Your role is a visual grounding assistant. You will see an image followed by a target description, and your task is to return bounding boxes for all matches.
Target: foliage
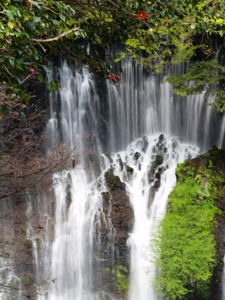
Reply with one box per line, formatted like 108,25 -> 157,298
21,275 -> 32,286
152,155 -> 220,300
165,60 -> 225,112
1,0 -> 225,112
0,0 -> 84,111
113,264 -> 129,297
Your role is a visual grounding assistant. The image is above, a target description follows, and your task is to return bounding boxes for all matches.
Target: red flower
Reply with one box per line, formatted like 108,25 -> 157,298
29,67 -> 35,73
137,12 -> 147,20
109,74 -> 115,81
93,65 -> 100,70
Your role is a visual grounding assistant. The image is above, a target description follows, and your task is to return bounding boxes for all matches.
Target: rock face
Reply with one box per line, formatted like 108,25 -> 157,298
0,196 -> 36,300
92,170 -> 134,298
102,170 -> 133,264
147,134 -> 167,209
208,147 -> 225,300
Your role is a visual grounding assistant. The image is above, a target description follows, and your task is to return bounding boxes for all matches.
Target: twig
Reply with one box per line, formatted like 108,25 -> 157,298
33,27 -> 80,43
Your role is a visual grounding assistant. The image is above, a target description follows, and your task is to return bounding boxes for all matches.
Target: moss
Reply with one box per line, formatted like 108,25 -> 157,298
24,239 -> 33,247
155,155 -> 163,166
22,275 -> 32,286
152,147 -> 224,300
126,165 -> 134,173
105,170 -> 119,184
105,170 -> 122,188
113,264 -> 129,297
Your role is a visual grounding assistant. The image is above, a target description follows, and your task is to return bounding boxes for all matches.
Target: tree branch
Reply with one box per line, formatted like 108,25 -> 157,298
33,27 -> 80,43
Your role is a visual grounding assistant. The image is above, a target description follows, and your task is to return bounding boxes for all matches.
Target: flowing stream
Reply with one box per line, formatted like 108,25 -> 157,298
33,60 -> 225,300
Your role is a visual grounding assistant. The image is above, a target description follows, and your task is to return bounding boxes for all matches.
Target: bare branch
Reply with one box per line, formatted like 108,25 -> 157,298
33,27 -> 80,43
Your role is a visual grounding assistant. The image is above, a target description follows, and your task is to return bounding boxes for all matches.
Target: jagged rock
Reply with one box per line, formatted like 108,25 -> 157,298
101,186 -> 133,263
126,165 -> 134,174
134,152 -> 141,160
148,186 -> 158,209
0,195 -> 37,300
148,169 -> 155,183
93,173 -> 134,298
105,170 -> 126,190
117,155 -> 124,171
155,154 -> 163,166
142,136 -> 148,153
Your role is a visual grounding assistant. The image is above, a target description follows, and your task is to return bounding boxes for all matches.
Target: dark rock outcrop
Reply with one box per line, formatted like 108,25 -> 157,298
0,196 -> 36,300
93,170 -> 134,298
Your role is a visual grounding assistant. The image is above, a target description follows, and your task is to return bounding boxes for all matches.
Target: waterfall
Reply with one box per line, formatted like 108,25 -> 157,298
31,59 -> 225,300
108,136 -> 199,300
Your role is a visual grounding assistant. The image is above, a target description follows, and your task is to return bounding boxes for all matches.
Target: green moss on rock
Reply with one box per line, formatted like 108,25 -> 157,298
22,275 -> 32,286
104,170 -> 125,189
126,165 -> 134,174
113,264 -> 129,297
152,147 -> 224,300
155,155 -> 163,166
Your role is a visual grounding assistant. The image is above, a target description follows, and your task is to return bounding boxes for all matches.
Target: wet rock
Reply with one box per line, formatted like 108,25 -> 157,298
148,186 -> 158,209
94,174 -> 134,298
126,165 -> 134,174
172,139 -> 178,149
155,171 -> 161,180
101,176 -> 133,263
163,147 -> 168,153
0,195 -> 37,300
158,134 -> 164,142
153,180 -> 160,189
105,170 -> 126,190
65,181 -> 72,209
155,154 -> 163,166
94,175 -> 134,299
117,155 -> 124,171
148,169 -> 155,183
142,136 -> 148,153
134,152 -> 141,161
86,153 -> 101,177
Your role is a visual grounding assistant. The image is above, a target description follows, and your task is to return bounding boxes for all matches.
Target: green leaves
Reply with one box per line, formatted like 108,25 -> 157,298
165,60 -> 225,112
7,5 -> 21,20
0,0 -> 82,108
1,0 -> 225,113
151,156 -> 220,299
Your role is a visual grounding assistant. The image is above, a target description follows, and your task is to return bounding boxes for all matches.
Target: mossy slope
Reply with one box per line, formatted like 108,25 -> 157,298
153,146 -> 225,300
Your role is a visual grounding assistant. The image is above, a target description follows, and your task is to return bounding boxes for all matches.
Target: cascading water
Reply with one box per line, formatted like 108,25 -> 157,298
33,58 -> 225,300
108,136 -> 199,300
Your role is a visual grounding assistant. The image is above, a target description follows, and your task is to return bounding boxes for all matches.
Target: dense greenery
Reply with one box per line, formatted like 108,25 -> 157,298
113,264 -> 129,297
1,0 -> 225,113
152,153 -> 221,299
166,60 -> 225,112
